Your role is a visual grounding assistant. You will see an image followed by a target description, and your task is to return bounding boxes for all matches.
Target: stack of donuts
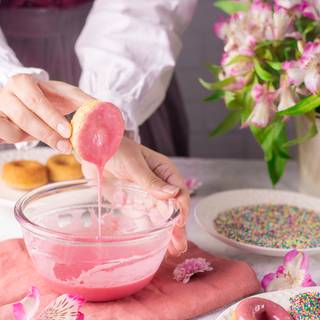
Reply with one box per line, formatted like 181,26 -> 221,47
2,154 -> 83,190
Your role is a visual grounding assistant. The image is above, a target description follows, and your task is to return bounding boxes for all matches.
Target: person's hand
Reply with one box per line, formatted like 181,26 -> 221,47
0,74 -> 92,152
82,137 -> 189,256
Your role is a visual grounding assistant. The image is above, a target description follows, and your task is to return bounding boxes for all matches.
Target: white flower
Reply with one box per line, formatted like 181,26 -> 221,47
284,42 -> 320,94
272,8 -> 294,40
275,0 -> 302,10
278,76 -> 297,111
246,84 -> 276,128
262,250 -> 316,292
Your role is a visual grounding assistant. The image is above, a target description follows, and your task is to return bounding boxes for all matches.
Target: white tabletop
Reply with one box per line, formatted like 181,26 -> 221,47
1,155 -> 319,319
172,157 -> 320,319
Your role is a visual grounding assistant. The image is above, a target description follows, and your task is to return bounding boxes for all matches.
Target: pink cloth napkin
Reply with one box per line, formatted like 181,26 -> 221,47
0,239 -> 260,320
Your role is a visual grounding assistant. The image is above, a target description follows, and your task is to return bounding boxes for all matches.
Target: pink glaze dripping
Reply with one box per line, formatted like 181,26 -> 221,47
77,102 -> 124,237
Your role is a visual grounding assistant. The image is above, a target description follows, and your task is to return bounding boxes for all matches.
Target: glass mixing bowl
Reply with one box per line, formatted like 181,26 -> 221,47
15,179 -> 179,302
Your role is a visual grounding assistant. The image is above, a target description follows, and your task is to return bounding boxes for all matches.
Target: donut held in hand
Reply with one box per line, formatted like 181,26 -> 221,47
71,100 -> 125,167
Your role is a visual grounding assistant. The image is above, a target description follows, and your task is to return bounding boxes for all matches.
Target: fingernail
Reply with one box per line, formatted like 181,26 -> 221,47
57,123 -> 71,139
56,140 -> 71,154
162,185 -> 180,195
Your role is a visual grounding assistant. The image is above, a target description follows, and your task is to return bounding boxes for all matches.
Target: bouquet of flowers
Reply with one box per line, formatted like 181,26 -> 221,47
201,0 -> 320,185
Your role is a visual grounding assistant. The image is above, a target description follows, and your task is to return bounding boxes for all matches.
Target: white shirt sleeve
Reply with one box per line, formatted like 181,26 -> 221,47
75,0 -> 198,133
0,29 -> 49,87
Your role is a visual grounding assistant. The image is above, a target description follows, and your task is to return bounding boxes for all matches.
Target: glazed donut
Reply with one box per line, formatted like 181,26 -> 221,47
46,154 -> 83,182
71,100 -> 124,166
233,297 -> 291,320
2,160 -> 48,190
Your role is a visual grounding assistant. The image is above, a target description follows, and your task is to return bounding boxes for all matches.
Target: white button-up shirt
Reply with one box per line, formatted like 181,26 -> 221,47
0,0 -> 197,134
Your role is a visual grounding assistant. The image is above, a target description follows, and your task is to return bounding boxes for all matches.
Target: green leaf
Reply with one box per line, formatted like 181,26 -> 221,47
226,55 -> 251,66
207,64 -> 221,76
251,121 -> 289,185
267,153 -> 288,186
203,90 -> 225,102
267,61 -> 283,71
284,114 -> 318,147
214,0 -> 249,14
199,77 -> 235,91
253,58 -> 274,82
278,95 -> 320,116
209,111 -> 241,137
255,40 -> 274,49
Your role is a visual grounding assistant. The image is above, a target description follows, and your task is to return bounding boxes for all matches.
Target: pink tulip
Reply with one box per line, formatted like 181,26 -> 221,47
284,42 -> 320,94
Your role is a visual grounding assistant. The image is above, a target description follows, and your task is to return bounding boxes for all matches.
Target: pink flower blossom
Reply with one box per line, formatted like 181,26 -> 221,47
12,287 -> 85,320
300,0 -> 320,20
261,250 -> 316,292
184,177 -> 202,195
13,287 -> 40,320
275,0 -> 303,10
284,42 -> 320,94
246,84 -> 276,128
277,76 -> 297,111
272,8 -> 296,40
219,52 -> 254,91
173,258 -> 213,284
39,294 -> 85,320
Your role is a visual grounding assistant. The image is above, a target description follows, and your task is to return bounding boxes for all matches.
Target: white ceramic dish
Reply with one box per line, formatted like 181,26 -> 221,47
0,147 -> 55,205
195,189 -> 320,256
217,286 -> 320,320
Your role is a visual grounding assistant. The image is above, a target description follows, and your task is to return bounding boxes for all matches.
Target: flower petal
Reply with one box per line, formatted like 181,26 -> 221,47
39,294 -> 85,320
264,274 -> 293,292
283,61 -> 306,86
304,67 -> 320,94
275,0 -> 302,9
12,287 -> 40,320
261,272 -> 277,291
173,258 -> 213,284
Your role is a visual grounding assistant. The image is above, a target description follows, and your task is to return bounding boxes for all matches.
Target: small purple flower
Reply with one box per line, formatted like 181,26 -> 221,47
261,250 -> 316,292
173,258 -> 213,284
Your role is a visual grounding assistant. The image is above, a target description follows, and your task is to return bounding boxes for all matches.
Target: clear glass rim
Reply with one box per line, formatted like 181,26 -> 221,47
14,179 -> 179,246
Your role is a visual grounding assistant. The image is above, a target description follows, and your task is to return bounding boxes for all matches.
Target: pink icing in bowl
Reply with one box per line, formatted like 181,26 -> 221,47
14,179 -> 179,302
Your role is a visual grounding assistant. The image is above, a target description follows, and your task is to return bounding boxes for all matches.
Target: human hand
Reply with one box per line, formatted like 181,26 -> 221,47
82,137 -> 189,256
0,74 -> 92,152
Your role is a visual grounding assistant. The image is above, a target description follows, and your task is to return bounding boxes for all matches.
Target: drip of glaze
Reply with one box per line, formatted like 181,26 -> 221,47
76,102 -> 125,238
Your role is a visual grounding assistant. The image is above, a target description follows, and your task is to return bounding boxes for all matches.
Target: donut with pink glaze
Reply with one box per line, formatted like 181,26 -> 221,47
71,100 -> 124,167
233,297 -> 292,320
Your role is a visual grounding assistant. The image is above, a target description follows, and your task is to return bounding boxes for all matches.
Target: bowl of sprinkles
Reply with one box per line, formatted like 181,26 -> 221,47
195,189 -> 320,256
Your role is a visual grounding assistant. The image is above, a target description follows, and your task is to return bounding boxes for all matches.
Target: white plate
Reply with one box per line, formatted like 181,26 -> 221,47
0,147 -> 56,205
217,286 -> 320,320
195,189 -> 320,256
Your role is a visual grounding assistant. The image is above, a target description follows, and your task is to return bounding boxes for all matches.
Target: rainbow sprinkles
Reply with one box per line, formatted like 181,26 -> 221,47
214,204 -> 320,249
